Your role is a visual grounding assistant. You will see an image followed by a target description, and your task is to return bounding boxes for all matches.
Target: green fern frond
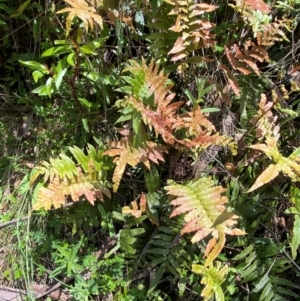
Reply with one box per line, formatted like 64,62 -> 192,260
232,241 -> 299,301
192,261 -> 228,301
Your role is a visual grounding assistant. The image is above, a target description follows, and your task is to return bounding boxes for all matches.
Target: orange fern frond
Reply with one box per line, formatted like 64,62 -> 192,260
57,0 -> 103,36
32,167 -> 111,210
247,164 -> 280,193
220,63 -> 240,96
104,133 -> 166,192
31,145 -> 111,211
257,19 -> 290,46
233,0 -> 271,13
167,2 -> 217,64
165,177 -> 245,266
175,106 -> 216,136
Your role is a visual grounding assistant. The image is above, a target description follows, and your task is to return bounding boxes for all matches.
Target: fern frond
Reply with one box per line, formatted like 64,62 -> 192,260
57,0 -> 103,36
147,1 -> 217,71
232,0 -> 271,13
248,136 -> 300,192
193,261 -> 228,301
167,1 -> 217,65
225,43 -> 269,77
33,167 -> 110,210
251,94 -> 278,140
232,241 -> 300,300
31,145 -> 111,210
165,177 -> 245,266
104,133 -> 166,192
222,43 -> 269,95
122,193 -> 147,218
257,19 -> 290,46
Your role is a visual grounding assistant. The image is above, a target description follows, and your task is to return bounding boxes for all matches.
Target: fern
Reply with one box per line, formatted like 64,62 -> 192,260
30,144 -> 111,210
256,19 -> 290,46
57,0 -> 103,36
247,137 -> 300,192
166,1 -> 217,61
165,177 -> 245,266
122,193 -> 147,218
118,59 -> 232,150
248,94 -> 300,192
231,0 -> 271,13
147,1 -> 217,71
192,261 -> 228,301
138,216 -> 197,296
221,42 -> 270,95
104,131 -> 166,192
231,242 -> 299,300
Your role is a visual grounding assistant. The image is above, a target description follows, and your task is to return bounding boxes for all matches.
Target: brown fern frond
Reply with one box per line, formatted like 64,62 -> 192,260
222,43 -> 269,95
57,0 -> 103,36
257,20 -> 290,46
248,103 -> 300,192
220,63 -> 240,96
251,94 -> 278,140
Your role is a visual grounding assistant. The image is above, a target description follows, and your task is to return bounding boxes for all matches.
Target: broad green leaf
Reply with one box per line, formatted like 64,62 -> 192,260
80,44 -> 97,55
46,77 -> 53,97
54,61 -> 68,89
41,46 -> 71,58
32,85 -> 47,96
32,70 -> 45,83
67,53 -> 75,66
78,98 -> 92,109
19,60 -> 48,72
88,37 -> 107,49
127,228 -> 145,236
82,118 -> 90,133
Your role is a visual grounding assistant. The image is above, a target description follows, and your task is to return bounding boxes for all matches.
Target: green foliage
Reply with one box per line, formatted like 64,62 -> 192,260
1,0 -> 300,300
